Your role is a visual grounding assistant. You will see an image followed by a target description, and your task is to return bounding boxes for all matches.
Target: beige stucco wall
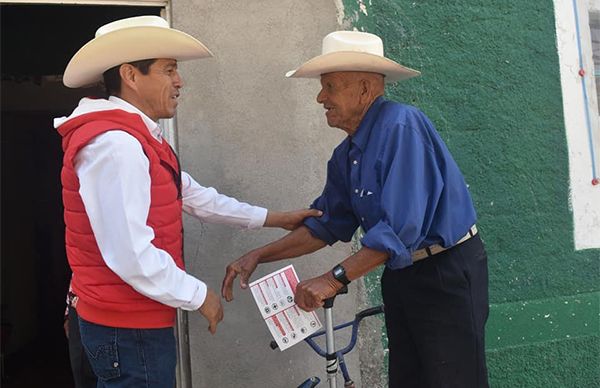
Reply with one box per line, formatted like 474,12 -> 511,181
171,1 -> 363,386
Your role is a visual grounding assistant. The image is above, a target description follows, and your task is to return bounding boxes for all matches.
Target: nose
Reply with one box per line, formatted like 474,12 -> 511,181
173,70 -> 184,89
316,88 -> 325,104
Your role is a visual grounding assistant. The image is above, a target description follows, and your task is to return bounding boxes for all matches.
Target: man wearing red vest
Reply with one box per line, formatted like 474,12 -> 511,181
55,15 -> 320,387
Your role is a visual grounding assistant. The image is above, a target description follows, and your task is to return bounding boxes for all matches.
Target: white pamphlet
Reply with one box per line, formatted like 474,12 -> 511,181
249,265 -> 322,351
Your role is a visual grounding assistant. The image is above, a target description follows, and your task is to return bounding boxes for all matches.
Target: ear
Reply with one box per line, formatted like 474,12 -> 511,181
359,78 -> 371,100
119,64 -> 138,91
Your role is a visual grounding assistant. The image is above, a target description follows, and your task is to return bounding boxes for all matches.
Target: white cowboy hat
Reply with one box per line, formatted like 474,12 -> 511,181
63,15 -> 213,88
286,31 -> 420,82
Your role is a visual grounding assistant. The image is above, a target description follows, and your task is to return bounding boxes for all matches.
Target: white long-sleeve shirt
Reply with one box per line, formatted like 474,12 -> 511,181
56,97 -> 267,311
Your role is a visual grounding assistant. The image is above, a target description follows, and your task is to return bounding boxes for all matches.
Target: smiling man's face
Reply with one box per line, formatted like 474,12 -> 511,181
316,72 -> 367,135
133,58 -> 183,121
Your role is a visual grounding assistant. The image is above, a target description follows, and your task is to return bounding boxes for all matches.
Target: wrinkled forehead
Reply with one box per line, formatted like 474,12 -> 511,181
320,71 -> 353,81
319,72 -> 356,88
320,71 -> 384,86
322,70 -> 383,79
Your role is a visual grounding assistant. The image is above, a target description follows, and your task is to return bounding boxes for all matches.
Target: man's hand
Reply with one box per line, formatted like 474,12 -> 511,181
198,288 -> 224,334
295,272 -> 342,312
264,208 -> 323,231
222,251 -> 260,302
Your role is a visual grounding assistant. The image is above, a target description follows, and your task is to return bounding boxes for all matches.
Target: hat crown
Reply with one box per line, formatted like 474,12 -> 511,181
95,15 -> 168,38
321,31 -> 384,57
64,15 -> 212,88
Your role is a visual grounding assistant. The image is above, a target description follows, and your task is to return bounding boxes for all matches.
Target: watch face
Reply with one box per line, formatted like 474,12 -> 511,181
333,265 -> 349,286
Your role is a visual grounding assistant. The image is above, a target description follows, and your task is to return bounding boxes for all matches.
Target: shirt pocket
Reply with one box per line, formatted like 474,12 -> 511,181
354,188 -> 382,229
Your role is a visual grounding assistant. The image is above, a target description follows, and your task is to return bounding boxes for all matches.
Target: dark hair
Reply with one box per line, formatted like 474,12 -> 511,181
102,58 -> 157,97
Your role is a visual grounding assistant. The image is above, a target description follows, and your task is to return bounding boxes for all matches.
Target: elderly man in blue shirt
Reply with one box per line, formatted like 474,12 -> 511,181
222,31 -> 489,388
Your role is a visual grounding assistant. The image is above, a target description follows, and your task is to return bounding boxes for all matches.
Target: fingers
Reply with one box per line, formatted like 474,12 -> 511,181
222,254 -> 258,300
207,314 -> 221,334
295,283 -> 321,312
298,290 -> 324,311
279,208 -> 323,230
296,295 -> 323,311
296,295 -> 322,312
239,268 -> 251,289
221,265 -> 238,301
305,208 -> 323,218
207,306 -> 224,335
295,275 -> 336,311
199,289 -> 224,334
211,300 -> 224,334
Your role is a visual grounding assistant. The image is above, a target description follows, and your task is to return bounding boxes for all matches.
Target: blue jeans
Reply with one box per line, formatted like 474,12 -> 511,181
78,318 -> 176,388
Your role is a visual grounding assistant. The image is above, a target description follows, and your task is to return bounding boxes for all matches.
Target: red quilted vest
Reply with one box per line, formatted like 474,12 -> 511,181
58,109 -> 183,328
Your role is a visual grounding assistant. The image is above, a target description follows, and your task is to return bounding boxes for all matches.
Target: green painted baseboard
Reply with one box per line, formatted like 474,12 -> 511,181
487,292 -> 600,350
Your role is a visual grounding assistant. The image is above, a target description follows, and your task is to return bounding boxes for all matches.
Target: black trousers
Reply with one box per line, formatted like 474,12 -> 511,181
68,308 -> 97,388
381,234 -> 489,388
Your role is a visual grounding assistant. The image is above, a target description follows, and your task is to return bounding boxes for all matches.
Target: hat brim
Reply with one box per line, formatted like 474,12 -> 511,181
285,51 -> 420,83
63,26 -> 213,88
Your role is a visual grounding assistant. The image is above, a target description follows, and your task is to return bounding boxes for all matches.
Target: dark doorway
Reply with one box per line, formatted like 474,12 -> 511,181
1,4 -> 161,386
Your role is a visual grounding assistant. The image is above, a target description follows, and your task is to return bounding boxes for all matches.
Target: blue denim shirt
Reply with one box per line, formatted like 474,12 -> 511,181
304,97 -> 477,269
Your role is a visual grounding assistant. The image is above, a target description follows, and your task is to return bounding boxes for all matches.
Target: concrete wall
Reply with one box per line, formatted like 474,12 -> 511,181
171,1 -> 363,387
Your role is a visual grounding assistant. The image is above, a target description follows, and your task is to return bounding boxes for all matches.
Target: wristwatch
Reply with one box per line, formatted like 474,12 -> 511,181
331,264 -> 351,286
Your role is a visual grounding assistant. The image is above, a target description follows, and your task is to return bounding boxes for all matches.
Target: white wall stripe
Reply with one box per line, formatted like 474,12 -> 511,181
554,0 -> 600,249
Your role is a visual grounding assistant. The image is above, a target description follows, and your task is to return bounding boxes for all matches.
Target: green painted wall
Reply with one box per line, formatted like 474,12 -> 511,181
344,0 -> 600,386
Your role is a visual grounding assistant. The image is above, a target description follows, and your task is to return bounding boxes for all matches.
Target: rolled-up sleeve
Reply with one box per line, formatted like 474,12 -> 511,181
360,116 -> 443,270
361,220 -> 412,268
304,156 -> 359,245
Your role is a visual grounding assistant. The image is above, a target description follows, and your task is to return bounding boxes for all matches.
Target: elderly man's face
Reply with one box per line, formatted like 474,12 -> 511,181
133,58 -> 183,121
316,72 -> 365,134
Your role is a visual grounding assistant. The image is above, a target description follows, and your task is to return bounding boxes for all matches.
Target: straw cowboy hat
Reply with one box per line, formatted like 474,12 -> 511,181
63,15 -> 212,88
286,31 -> 420,82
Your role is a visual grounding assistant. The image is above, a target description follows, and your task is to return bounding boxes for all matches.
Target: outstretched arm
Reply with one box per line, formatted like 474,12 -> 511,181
182,172 -> 321,231
264,209 -> 323,231
221,226 -> 327,301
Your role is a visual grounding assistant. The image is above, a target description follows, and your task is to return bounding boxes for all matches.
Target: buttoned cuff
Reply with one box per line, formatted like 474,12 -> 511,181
360,221 -> 413,270
249,207 -> 268,229
304,217 -> 338,245
181,279 -> 208,311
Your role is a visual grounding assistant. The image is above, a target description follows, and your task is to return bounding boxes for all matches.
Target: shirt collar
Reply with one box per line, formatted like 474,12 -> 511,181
351,96 -> 386,151
108,96 -> 163,141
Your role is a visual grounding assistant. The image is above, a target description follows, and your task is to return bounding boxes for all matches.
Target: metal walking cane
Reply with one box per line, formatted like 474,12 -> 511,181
323,291 -> 343,388
273,285 -> 384,388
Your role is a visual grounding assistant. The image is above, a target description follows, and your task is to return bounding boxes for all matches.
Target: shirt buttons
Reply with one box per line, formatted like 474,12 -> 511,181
353,160 -> 358,165
361,217 -> 365,221
113,362 -> 119,368
355,189 -> 359,193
